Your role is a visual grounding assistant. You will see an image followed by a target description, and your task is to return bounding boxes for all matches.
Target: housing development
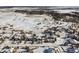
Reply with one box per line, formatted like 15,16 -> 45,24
0,6 -> 79,53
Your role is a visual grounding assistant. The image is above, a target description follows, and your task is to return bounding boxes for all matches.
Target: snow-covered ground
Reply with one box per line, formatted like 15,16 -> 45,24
0,8 -> 79,53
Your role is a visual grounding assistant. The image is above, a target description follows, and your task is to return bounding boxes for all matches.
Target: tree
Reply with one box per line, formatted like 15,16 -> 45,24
31,34 -> 36,44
